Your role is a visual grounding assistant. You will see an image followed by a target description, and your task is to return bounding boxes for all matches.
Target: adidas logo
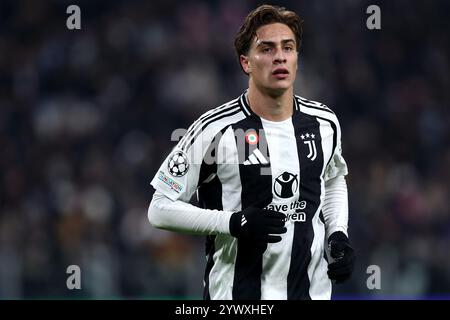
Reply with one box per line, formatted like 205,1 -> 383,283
243,149 -> 269,165
241,215 -> 247,226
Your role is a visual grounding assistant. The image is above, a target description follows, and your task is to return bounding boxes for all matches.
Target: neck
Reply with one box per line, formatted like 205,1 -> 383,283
247,83 -> 294,122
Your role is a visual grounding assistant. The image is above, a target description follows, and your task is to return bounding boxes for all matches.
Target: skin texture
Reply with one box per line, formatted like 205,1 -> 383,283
240,23 -> 299,121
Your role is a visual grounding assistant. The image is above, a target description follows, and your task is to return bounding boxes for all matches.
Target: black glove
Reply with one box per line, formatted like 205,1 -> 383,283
229,207 -> 287,243
327,231 -> 355,283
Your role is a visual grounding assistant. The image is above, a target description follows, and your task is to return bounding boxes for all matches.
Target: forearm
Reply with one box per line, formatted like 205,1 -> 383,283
148,190 -> 234,235
322,175 -> 349,241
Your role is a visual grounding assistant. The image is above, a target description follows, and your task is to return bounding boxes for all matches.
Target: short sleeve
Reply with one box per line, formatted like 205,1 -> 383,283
150,123 -> 220,202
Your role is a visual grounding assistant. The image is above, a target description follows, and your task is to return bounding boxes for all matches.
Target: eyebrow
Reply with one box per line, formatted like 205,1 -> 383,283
256,39 -> 296,47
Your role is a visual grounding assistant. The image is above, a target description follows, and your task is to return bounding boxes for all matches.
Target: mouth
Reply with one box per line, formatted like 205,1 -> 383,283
272,68 -> 289,79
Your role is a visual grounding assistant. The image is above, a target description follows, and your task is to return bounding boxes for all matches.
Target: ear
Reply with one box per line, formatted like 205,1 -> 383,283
240,54 -> 251,74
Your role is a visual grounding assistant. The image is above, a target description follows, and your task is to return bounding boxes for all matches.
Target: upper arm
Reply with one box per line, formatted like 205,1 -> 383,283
324,115 -> 348,181
150,117 -> 228,203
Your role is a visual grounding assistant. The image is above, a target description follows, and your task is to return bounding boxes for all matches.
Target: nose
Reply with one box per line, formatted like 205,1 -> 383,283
273,47 -> 287,64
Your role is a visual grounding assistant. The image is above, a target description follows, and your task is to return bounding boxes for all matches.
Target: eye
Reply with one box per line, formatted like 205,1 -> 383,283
262,47 -> 272,53
284,46 -> 294,52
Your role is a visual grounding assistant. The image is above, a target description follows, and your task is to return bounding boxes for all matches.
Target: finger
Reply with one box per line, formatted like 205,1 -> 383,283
328,267 -> 353,280
330,249 -> 345,259
327,266 -> 351,278
265,218 -> 286,227
330,246 -> 348,258
328,266 -> 352,277
266,226 -> 287,234
266,235 -> 282,243
328,260 -> 352,271
328,272 -> 351,283
264,210 -> 286,220
331,247 -> 354,262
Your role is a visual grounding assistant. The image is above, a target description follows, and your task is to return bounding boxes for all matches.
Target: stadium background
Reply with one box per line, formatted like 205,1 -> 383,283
0,0 -> 449,299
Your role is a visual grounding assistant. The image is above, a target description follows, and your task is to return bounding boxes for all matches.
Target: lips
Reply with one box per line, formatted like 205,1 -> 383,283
272,68 -> 289,75
272,68 -> 289,79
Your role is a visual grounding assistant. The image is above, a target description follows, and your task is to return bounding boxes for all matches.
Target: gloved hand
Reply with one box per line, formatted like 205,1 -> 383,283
229,207 -> 287,243
327,231 -> 355,283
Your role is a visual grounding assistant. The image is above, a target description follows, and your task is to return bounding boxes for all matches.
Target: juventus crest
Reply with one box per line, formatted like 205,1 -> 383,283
301,133 -> 317,161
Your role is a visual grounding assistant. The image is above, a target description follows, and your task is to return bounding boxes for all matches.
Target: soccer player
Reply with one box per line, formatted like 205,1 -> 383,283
148,4 -> 355,300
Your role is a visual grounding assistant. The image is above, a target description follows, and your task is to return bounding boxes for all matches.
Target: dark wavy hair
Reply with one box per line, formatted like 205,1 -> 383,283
234,4 -> 303,71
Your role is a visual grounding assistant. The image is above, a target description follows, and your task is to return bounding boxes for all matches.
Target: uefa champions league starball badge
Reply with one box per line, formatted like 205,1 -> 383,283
168,151 -> 189,177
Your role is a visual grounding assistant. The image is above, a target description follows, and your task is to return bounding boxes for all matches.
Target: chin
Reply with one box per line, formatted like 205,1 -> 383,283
265,82 -> 292,96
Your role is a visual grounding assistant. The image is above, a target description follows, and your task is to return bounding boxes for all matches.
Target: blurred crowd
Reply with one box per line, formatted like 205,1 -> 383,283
0,0 -> 449,299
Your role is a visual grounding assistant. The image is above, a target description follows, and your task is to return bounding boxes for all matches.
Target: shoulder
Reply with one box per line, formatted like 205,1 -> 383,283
295,95 -> 334,114
200,96 -> 243,123
192,96 -> 246,132
178,96 -> 246,152
294,94 -> 341,126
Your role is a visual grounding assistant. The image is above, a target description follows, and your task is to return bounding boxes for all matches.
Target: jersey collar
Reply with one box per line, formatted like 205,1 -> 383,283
238,89 -> 300,117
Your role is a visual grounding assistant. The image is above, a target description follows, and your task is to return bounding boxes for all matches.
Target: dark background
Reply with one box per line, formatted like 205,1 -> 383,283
0,0 -> 449,299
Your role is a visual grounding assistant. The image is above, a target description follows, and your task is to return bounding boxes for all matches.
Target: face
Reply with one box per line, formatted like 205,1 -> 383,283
240,23 -> 298,96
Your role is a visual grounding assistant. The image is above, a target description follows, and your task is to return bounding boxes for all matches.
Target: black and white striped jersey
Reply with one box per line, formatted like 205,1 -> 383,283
150,90 -> 348,300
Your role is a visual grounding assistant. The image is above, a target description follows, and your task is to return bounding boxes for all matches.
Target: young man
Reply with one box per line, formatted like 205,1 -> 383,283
148,5 -> 354,300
